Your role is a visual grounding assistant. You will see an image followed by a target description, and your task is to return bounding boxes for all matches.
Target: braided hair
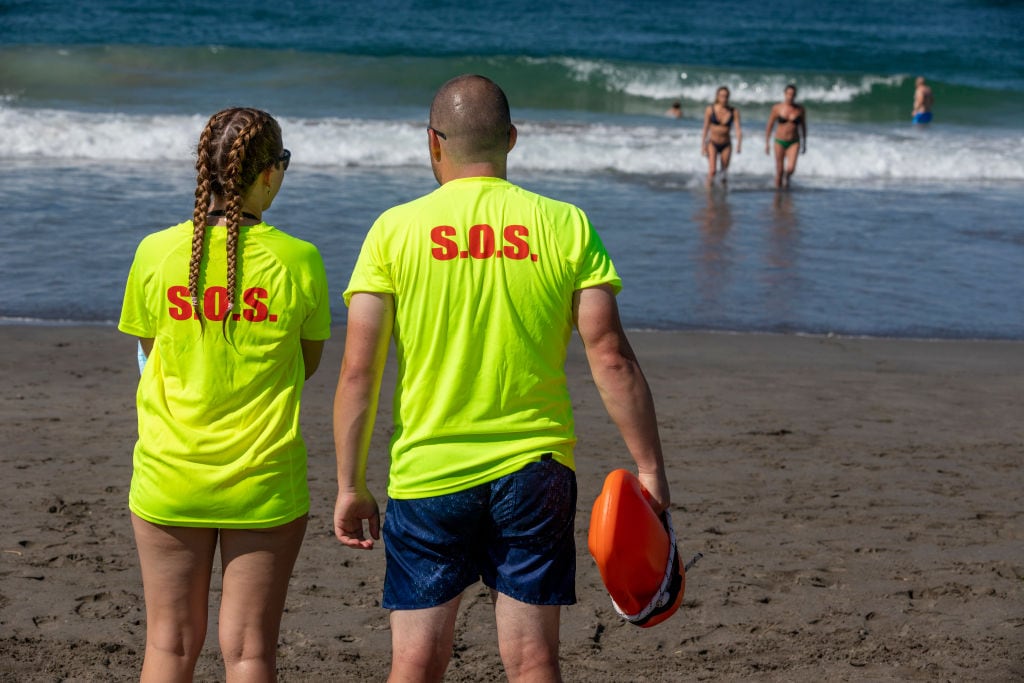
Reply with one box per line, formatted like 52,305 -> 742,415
189,108 -> 282,335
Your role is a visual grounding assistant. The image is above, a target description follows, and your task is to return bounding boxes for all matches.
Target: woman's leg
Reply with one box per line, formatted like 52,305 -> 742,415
131,513 -> 218,683
773,142 -> 786,188
783,142 -> 801,186
217,515 -> 308,683
719,144 -> 733,185
720,143 -> 733,172
705,141 -> 718,185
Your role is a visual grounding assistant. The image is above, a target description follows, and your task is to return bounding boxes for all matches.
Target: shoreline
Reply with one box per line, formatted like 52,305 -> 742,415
3,317 -> 1024,345
2,324 -> 1021,681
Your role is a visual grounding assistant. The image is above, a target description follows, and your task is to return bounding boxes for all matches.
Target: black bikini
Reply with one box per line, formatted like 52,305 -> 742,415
708,105 -> 734,152
709,106 -> 734,127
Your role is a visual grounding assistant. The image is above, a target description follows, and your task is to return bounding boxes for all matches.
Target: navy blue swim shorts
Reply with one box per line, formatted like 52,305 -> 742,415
381,455 -> 577,610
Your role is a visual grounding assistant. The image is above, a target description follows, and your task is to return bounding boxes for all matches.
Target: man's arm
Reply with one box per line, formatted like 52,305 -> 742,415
574,285 -> 670,512
332,291 -> 394,549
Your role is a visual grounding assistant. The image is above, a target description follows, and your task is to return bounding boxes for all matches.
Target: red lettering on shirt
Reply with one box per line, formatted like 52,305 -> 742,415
468,224 -> 495,259
242,287 -> 269,322
164,285 -> 279,323
429,223 -> 538,262
167,285 -> 192,320
503,225 -> 529,260
430,226 -> 458,260
204,287 -> 229,321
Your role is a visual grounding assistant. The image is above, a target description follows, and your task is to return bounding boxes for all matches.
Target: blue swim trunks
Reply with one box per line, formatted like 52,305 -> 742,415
381,455 -> 577,610
912,112 -> 933,124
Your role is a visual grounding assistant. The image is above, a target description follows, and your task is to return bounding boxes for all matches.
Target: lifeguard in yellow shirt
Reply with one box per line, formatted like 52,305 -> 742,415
333,75 -> 671,682
119,108 -> 330,681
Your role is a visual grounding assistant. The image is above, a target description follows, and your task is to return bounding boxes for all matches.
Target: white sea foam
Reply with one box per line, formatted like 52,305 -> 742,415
553,57 -> 907,104
3,106 -> 1023,182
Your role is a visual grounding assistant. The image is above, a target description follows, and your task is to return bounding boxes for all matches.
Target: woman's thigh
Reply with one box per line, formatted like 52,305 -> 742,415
131,513 -> 218,641
217,515 -> 308,649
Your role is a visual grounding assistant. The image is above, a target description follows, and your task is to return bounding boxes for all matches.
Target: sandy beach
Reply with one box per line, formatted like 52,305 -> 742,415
1,323 -> 1021,682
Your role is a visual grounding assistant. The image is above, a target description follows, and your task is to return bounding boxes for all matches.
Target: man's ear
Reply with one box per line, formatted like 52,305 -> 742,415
429,128 -> 443,162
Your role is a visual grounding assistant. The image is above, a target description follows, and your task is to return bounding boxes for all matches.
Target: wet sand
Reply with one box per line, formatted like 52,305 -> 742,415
1,324 -> 1021,681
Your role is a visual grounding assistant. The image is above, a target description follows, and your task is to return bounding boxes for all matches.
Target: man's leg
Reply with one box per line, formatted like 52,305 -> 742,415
388,595 -> 462,683
494,592 -> 562,683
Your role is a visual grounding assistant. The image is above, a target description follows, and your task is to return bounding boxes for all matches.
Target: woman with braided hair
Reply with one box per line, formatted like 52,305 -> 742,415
119,108 -> 331,681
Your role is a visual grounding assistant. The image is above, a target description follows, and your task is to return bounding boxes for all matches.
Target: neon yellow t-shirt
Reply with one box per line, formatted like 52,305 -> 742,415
344,177 -> 621,499
119,221 -> 331,528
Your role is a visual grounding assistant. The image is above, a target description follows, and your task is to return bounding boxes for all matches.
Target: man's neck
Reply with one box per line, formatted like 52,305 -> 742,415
441,161 -> 507,184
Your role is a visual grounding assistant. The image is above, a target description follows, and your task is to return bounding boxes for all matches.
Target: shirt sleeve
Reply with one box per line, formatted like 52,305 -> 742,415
118,241 -> 155,338
300,246 -> 332,340
343,220 -> 395,306
573,210 -> 622,295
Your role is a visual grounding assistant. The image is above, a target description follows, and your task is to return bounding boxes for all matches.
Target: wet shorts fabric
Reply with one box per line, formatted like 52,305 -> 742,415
381,455 -> 577,610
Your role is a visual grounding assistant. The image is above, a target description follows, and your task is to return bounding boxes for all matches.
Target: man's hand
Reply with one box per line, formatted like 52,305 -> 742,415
334,488 -> 380,549
637,469 -> 671,516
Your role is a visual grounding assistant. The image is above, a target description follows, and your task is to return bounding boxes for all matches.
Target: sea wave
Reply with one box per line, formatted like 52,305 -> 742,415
2,45 -> 1023,125
3,105 -> 1023,183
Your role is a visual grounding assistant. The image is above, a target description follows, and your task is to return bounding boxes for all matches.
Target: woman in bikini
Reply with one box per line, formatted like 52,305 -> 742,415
765,84 -> 807,189
700,86 -> 742,186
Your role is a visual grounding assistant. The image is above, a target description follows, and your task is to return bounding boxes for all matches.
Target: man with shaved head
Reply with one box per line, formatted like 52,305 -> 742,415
333,74 -> 670,682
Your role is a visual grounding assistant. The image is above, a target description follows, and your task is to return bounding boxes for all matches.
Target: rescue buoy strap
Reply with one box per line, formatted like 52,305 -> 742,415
610,509 -> 680,624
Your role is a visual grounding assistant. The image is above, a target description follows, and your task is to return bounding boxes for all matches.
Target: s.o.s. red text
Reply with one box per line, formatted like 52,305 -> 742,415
166,285 -> 279,322
430,224 -> 539,262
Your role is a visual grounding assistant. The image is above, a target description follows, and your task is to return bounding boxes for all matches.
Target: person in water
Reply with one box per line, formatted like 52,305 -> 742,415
764,84 -> 807,189
912,76 -> 934,125
700,86 -> 742,186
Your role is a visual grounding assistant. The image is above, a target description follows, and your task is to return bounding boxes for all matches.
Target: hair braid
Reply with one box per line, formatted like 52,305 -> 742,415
187,108 -> 282,340
221,113 -> 270,338
188,120 -> 218,328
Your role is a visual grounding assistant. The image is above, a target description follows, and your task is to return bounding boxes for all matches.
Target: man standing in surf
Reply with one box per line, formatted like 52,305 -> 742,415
332,74 -> 671,682
912,76 -> 934,125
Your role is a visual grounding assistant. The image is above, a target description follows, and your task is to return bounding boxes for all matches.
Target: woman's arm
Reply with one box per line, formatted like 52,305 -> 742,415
300,339 -> 325,379
765,105 -> 777,154
799,107 -> 808,153
700,106 -> 711,155
734,108 -> 743,153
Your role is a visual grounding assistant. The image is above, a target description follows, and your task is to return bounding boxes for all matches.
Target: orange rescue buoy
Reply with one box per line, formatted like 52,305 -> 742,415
587,469 -> 685,628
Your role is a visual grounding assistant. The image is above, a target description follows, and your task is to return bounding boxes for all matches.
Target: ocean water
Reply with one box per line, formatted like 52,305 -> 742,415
2,0 -> 1022,338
